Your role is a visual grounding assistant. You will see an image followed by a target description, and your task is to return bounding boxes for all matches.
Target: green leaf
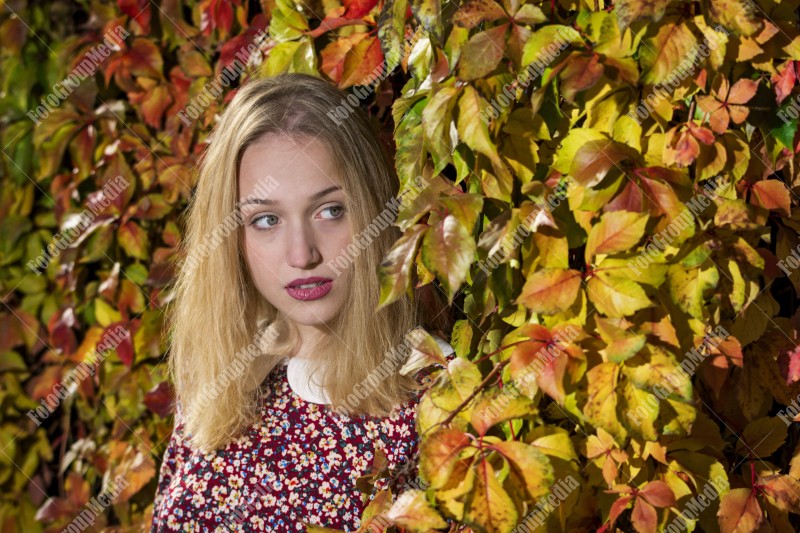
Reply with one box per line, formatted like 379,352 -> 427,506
377,224 -> 428,310
458,24 -> 509,80
491,440 -> 554,500
587,275 -> 651,318
421,213 -> 476,300
464,458 -> 519,533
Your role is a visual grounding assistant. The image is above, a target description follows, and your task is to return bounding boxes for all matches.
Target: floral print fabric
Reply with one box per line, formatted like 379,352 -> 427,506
151,357 -> 438,532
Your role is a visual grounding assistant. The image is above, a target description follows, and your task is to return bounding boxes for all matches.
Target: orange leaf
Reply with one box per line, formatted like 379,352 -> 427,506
452,0 -> 508,28
639,481 -> 676,508
717,488 -> 763,533
631,498 -> 658,533
419,428 -> 472,489
750,180 -> 791,216
516,268 -> 582,314
340,36 -> 384,88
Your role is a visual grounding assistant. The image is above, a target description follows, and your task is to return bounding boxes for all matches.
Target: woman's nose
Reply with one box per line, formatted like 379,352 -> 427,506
286,222 -> 321,268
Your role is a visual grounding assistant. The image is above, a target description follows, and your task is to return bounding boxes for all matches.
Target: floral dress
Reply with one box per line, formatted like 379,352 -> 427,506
151,336 -> 454,532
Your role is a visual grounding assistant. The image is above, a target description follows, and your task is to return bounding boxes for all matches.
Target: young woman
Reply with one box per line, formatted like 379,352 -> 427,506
150,73 -> 455,532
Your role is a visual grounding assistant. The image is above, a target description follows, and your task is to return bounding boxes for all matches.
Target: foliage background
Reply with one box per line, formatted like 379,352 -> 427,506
2,0 -> 800,531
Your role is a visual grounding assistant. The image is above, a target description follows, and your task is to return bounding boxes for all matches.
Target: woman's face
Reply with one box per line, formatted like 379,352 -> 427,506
238,134 -> 353,332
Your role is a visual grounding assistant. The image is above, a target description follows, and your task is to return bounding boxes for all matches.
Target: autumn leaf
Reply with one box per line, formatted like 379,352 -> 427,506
718,488 -> 763,533
464,457 -> 518,532
516,268 -> 582,314
696,77 -> 759,134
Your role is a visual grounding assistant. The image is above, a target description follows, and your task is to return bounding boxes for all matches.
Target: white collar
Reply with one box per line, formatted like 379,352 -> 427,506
284,334 -> 455,405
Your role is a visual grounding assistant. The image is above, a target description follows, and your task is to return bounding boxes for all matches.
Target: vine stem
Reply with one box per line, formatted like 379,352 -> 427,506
438,359 -> 510,428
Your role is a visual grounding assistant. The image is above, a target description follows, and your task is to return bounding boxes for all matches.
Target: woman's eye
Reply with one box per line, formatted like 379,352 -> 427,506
321,205 -> 345,219
252,214 -> 279,229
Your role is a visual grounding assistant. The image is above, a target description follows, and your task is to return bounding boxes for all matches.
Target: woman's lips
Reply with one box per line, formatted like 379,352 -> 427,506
285,280 -> 333,301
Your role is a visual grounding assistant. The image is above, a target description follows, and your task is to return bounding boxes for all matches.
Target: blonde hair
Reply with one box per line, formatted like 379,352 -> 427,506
167,73 -> 448,452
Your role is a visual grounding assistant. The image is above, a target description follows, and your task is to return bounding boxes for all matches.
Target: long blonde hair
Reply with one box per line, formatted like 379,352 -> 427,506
167,73 -> 448,452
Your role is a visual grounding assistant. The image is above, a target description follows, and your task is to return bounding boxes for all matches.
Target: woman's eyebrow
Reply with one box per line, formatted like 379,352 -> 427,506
239,185 -> 342,206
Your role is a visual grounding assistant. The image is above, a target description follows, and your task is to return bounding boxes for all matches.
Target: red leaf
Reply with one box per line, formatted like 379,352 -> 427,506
129,78 -> 173,129
727,78 -> 759,105
631,498 -> 658,533
750,179 -> 791,216
639,481 -> 676,508
340,36 -> 384,88
343,0 -> 379,18
102,322 -> 134,368
118,0 -> 151,33
772,60 -> 797,104
608,494 -> 633,527
49,307 -> 77,355
144,381 -> 175,417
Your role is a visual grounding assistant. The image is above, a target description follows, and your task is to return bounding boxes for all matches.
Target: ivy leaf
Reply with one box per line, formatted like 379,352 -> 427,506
639,21 -> 698,85
559,52 -> 604,104
587,275 -> 651,318
458,23 -> 509,81
343,0 -> 379,18
717,488 -> 763,533
377,224 -> 427,311
420,428 -> 472,489
410,0 -> 443,43
464,457 -> 518,532
430,356 -> 482,411
585,211 -> 648,263
421,213 -> 476,301
585,362 -> 627,441
631,497 -> 658,533
615,0 -> 673,25
490,440 -> 554,500
471,391 -> 537,435
320,33 -> 369,84
760,475 -> 800,513
340,36 -> 385,88
667,263 -> 720,319
386,489 -> 448,530
516,268 -> 582,314
638,481 -> 676,508
750,180 -> 791,217
509,336 -> 568,404
570,139 -> 639,188
521,25 -> 582,66
118,221 -> 150,260
707,0 -> 762,36
736,417 -> 788,458
452,0 -> 507,29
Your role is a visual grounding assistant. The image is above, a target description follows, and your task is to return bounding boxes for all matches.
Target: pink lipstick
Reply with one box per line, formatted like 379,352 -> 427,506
285,277 -> 333,301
